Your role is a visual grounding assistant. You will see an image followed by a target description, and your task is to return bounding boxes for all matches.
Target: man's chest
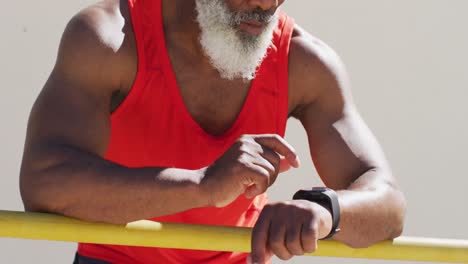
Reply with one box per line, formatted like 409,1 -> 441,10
174,67 -> 253,136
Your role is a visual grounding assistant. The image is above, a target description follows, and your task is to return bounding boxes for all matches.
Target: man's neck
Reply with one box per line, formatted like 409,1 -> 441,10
162,0 -> 203,58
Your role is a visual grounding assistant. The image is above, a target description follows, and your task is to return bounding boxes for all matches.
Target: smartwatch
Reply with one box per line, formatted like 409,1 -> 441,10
293,187 -> 341,240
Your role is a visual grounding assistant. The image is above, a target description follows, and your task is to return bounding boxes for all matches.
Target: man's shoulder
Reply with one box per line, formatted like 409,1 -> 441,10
289,25 -> 344,81
54,0 -> 134,90
63,0 -> 127,56
288,24 -> 350,117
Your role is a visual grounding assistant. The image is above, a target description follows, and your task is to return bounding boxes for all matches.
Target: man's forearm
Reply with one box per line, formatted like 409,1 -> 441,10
333,169 -> 406,248
20,146 -> 209,224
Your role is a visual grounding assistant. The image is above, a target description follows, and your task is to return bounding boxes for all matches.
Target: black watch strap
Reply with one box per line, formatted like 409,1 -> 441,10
293,187 -> 341,240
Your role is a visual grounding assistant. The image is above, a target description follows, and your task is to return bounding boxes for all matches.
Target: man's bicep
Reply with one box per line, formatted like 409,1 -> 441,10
290,34 -> 391,190
26,70 -> 111,158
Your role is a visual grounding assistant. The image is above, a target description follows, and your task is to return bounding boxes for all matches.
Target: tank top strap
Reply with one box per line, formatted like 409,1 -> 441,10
276,12 -> 295,136
132,0 -> 164,71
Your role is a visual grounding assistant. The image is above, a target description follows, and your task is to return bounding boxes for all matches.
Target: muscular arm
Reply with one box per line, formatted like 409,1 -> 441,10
289,27 -> 406,247
19,6 -> 208,224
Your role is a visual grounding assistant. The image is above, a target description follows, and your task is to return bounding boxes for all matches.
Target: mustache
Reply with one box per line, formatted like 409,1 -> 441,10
231,8 -> 277,25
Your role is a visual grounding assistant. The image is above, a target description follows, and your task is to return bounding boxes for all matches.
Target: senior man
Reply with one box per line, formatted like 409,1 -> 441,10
20,0 -> 406,263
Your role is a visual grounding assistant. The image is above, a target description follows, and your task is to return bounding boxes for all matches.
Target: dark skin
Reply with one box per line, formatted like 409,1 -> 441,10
20,0 -> 406,263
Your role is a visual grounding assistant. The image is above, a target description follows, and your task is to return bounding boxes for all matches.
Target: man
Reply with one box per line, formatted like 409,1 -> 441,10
19,0 -> 406,263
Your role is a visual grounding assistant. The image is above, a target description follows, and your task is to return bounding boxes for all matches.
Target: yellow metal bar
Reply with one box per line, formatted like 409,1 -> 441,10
0,210 -> 467,263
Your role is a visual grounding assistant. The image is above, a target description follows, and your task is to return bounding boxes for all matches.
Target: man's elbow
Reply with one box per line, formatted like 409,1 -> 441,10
347,185 -> 407,249
21,189 -> 58,214
371,186 -> 407,247
389,188 -> 406,239
20,168 -> 67,215
346,219 -> 404,249
373,175 -> 407,243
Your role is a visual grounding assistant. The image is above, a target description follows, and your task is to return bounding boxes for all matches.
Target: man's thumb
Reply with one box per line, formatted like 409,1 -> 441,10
279,157 -> 292,173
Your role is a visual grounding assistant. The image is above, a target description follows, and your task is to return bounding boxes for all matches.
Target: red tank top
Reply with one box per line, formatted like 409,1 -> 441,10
78,0 -> 294,263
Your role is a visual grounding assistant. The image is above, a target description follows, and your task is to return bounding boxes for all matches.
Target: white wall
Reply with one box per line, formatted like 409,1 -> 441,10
1,1 -> 466,263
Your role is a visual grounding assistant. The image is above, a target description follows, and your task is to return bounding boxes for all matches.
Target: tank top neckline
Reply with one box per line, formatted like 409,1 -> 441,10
154,0 -> 260,141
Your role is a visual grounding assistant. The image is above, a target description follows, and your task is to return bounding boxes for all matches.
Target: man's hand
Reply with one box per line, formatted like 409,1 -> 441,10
248,200 -> 333,264
200,134 -> 300,207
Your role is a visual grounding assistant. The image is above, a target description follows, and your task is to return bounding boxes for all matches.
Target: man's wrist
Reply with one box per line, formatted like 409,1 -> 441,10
293,187 -> 341,239
194,167 -> 214,207
155,167 -> 212,208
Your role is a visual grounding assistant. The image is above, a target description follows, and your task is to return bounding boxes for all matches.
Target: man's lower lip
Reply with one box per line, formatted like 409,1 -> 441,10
239,22 -> 266,35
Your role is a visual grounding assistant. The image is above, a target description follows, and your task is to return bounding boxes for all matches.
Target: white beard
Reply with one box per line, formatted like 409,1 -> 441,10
195,0 -> 279,81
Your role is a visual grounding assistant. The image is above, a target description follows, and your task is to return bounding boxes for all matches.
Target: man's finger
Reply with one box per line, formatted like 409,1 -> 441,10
285,223 -> 305,256
279,157 -> 291,173
253,134 -> 300,168
268,220 -> 292,260
248,163 -> 271,195
244,185 -> 261,199
301,220 -> 319,253
252,154 -> 277,177
251,209 -> 272,264
256,147 -> 281,186
258,146 -> 281,172
247,251 -> 273,264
